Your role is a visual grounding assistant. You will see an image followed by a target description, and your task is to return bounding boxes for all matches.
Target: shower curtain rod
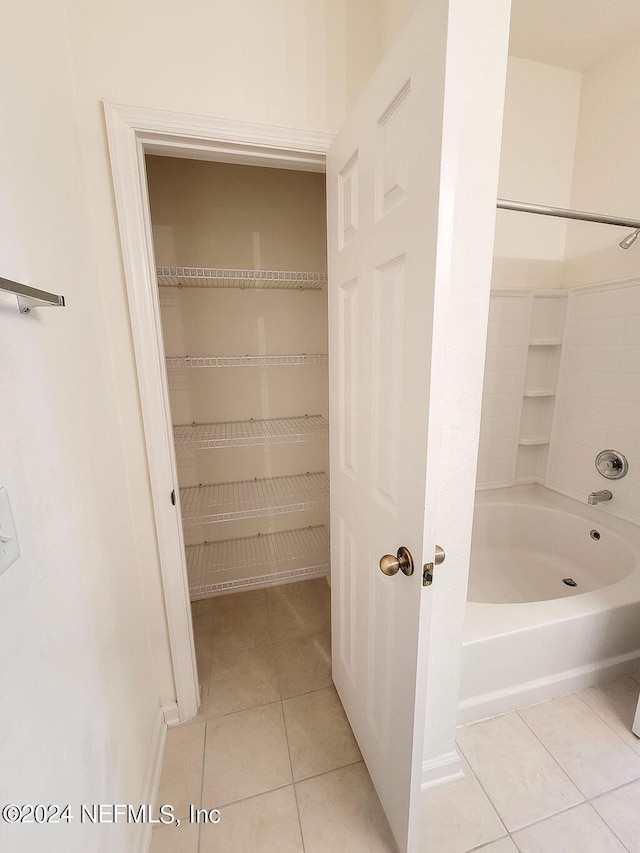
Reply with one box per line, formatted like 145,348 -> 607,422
497,198 -> 640,230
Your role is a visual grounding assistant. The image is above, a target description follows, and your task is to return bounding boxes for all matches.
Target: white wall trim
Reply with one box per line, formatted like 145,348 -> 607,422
136,707 -> 167,853
103,101 -> 333,723
567,275 -> 640,295
490,287 -> 568,298
161,703 -> 181,728
421,751 -> 463,790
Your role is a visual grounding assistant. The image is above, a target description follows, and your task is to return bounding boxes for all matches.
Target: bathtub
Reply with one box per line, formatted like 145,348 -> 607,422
459,485 -> 640,725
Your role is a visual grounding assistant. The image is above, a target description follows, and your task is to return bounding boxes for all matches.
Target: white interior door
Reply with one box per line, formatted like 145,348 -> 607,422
328,2 -> 452,850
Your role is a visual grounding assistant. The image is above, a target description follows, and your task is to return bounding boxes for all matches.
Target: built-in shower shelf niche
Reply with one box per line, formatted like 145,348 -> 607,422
530,291 -> 566,341
524,342 -> 562,390
515,443 -> 549,484
519,394 -> 554,444
514,292 -> 567,486
157,266 -> 327,291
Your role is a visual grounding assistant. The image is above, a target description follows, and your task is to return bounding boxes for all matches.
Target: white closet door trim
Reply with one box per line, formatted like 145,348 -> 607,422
103,101 -> 333,723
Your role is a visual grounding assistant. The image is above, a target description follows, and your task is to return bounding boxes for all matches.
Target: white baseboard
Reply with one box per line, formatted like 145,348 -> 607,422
136,707 -> 167,853
458,649 -> 640,726
421,750 -> 463,790
162,702 -> 181,727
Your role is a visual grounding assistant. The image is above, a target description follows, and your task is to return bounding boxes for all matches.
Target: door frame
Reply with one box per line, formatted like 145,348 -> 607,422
103,101 -> 334,722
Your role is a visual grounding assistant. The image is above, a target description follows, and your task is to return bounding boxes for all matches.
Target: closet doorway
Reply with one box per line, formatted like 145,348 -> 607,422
146,156 -> 330,601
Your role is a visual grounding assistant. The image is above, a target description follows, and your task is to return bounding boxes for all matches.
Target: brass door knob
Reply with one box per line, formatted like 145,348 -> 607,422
379,546 -> 414,577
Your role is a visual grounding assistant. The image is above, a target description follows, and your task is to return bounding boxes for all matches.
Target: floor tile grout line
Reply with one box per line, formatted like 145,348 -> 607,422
507,797 -> 611,837
212,780 -> 296,811
280,697 -> 306,852
577,679 -> 640,752
454,737 -> 514,833
451,740 -> 510,839
588,775 -> 640,803
582,800 -> 634,853
573,686 -> 640,752
206,628 -> 329,664
462,833 -> 512,853
588,779 -> 640,853
293,758 -> 365,789
193,682 -> 336,725
458,727 -> 640,849
457,720 -> 585,835
515,707 -> 590,800
187,582 -> 329,851
195,721 -> 208,853
202,747 -> 365,813
192,656 -> 334,725
517,694 -> 640,800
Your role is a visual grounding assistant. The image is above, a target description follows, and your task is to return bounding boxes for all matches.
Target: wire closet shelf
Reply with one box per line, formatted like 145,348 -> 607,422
166,354 -> 327,369
173,415 -> 329,451
157,267 -> 327,290
180,472 -> 329,526
187,526 -> 330,598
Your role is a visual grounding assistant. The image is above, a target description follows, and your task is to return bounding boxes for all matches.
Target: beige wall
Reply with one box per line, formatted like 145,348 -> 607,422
147,157 -> 327,270
493,35 -> 640,287
493,57 -> 582,269
564,36 -> 640,285
0,3 -> 166,850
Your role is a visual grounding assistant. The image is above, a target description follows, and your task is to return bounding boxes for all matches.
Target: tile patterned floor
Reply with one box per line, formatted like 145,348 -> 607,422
151,579 -> 395,852
151,579 -> 640,852
425,670 -> 640,853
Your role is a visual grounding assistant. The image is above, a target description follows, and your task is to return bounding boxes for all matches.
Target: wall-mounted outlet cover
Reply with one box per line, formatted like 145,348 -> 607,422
0,487 -> 20,576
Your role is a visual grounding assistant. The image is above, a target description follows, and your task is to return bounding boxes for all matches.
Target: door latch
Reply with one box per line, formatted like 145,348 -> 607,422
423,545 -> 445,586
171,489 -> 176,506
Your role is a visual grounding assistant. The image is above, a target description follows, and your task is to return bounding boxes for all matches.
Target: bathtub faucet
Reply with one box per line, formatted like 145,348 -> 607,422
588,489 -> 613,505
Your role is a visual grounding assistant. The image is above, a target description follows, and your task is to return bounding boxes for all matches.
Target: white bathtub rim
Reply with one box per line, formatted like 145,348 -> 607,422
467,485 -> 640,643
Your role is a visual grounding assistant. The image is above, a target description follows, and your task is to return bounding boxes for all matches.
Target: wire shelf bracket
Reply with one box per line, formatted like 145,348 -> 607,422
0,277 -> 66,315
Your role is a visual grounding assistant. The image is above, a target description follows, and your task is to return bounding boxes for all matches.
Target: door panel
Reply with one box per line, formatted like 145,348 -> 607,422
327,1 -> 450,850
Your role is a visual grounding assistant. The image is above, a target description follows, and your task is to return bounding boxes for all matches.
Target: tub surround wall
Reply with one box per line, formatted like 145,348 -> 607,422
478,281 -> 639,528
476,292 -> 530,488
547,280 -> 640,526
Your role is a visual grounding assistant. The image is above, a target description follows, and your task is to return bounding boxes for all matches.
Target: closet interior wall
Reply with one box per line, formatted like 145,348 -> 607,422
146,156 -> 330,598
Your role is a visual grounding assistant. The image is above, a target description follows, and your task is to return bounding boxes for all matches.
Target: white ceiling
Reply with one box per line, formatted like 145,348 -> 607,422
509,0 -> 640,71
